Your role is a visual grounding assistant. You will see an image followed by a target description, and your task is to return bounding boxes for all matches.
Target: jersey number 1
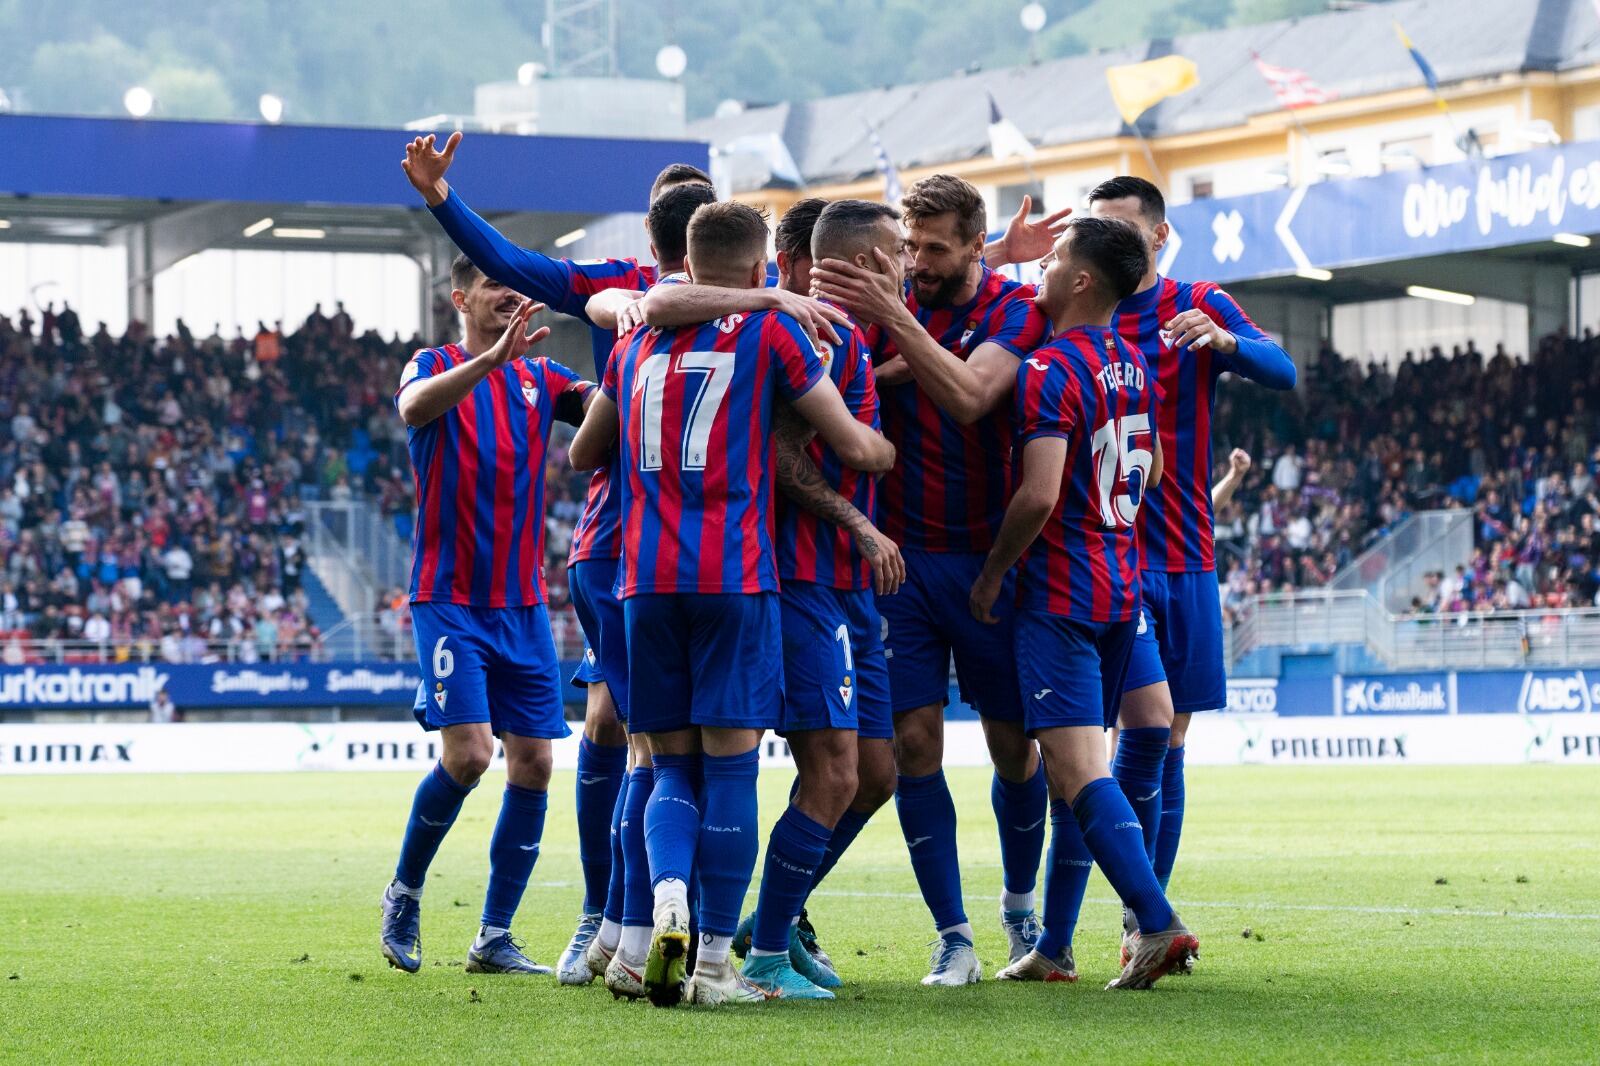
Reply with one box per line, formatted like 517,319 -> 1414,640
636,350 -> 735,471
1089,413 -> 1152,529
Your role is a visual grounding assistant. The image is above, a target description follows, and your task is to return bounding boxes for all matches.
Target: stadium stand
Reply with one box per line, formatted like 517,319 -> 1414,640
6,291 -> 1597,668
1213,326 -> 1600,619
0,302 -> 595,665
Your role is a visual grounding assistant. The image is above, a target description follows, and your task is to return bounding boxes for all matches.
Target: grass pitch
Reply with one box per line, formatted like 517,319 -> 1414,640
3,765 -> 1598,1064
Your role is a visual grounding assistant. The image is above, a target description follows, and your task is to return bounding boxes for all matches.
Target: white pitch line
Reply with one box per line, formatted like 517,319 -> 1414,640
806,890 -> 1600,922
529,880 -> 1600,922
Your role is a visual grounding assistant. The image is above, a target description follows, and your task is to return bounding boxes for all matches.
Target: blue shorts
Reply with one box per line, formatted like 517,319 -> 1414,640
879,550 -> 1023,721
1124,569 -> 1227,714
623,592 -> 783,734
569,558 -> 629,722
778,582 -> 893,741
1016,610 -> 1138,732
410,601 -> 570,739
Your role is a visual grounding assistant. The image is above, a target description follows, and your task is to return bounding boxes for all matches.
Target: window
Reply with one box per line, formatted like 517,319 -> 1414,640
1379,135 -> 1431,171
997,180 -> 1046,219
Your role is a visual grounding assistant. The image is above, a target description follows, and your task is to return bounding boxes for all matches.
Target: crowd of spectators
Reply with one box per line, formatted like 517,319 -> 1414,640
6,294 -> 1600,664
1212,328 -> 1600,618
0,301 -> 425,663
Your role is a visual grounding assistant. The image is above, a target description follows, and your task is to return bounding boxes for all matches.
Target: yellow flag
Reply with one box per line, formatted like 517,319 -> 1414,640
1106,55 -> 1200,125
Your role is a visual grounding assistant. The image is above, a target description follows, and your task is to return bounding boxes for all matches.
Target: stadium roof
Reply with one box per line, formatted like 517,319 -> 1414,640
1,114 -> 708,256
691,0 -> 1600,190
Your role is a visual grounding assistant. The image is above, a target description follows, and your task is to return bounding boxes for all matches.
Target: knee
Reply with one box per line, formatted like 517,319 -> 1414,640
1168,712 -> 1192,747
983,722 -> 1037,781
852,761 -> 896,812
892,710 -> 943,777
445,741 -> 494,787
586,714 -> 626,748
505,744 -> 553,791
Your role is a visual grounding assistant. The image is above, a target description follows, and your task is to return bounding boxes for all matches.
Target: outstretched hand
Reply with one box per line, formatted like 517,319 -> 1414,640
402,131 -> 462,207
995,194 -> 1072,266
484,299 -> 550,367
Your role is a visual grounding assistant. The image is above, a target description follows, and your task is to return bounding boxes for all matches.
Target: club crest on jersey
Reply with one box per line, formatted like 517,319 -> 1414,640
839,676 -> 854,706
1158,328 -> 1176,349
434,688 -> 448,711
520,379 -> 539,405
958,318 -> 979,350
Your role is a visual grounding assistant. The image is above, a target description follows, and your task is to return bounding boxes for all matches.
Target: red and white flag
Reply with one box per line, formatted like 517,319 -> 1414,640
1252,53 -> 1336,109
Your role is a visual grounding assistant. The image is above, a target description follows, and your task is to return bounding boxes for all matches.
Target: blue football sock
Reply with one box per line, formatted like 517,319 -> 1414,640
481,783 -> 548,930
645,754 -> 699,889
575,737 -> 627,914
895,770 -> 966,931
1112,726 -> 1170,861
808,807 -> 872,895
1035,799 -> 1093,959
394,761 -> 474,890
620,766 -> 655,929
602,764 -> 630,926
1154,745 -> 1186,891
751,805 -> 831,953
991,763 -> 1047,897
695,749 -> 760,937
1072,777 -> 1173,934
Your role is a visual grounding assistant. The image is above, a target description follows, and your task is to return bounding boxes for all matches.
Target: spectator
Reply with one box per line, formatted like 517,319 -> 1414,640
1271,443 -> 1303,492
149,686 -> 176,724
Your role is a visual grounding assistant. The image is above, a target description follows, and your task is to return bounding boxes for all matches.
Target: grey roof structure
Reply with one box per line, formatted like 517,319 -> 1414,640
690,0 -> 1600,190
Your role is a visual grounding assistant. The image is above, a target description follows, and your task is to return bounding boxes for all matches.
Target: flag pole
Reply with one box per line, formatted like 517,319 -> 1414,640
1132,124 -> 1167,189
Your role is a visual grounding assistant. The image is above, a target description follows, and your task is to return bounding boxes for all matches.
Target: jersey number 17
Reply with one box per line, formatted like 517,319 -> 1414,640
635,350 -> 735,472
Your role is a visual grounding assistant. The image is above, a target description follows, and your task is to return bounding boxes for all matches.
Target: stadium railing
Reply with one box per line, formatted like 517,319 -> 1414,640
1,636 -> 330,665
1329,510 -> 1475,613
304,501 -> 412,619
1228,589 -> 1600,670
0,614 -> 588,667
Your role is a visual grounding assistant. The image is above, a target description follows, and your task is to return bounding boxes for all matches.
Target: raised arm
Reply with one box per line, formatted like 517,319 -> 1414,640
970,435 -> 1065,622
1211,447 -> 1250,509
402,133 -> 584,315
983,195 -> 1072,268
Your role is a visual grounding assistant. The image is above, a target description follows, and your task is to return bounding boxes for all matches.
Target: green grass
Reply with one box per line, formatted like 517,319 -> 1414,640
3,766 -> 1598,1064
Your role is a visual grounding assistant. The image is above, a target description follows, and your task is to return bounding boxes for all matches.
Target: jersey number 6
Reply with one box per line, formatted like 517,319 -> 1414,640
1089,412 -> 1152,530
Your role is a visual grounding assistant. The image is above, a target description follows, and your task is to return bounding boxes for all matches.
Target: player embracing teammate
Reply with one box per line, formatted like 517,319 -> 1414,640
569,201 -> 895,1006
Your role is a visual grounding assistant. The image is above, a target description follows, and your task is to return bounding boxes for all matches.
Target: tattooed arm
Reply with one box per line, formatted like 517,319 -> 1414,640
774,404 -> 906,596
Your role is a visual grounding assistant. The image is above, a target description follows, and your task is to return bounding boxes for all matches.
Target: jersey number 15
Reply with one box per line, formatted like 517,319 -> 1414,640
1089,413 -> 1152,530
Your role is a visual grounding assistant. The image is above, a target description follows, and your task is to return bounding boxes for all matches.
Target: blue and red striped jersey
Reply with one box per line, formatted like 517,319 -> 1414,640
567,272 -> 694,567
396,344 -> 593,607
602,310 -> 826,597
1113,276 -> 1294,573
876,266 -> 1049,553
1013,326 -> 1154,623
776,312 -> 880,591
